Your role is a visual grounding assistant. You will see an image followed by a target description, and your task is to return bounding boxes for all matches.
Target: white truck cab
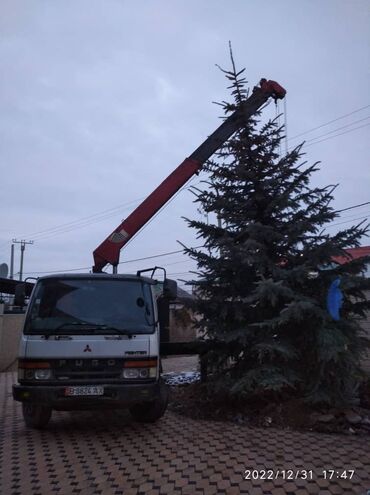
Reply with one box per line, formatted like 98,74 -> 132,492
13,271 -> 176,429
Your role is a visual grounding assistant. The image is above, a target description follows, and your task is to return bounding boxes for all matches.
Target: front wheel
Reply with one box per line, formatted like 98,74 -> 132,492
22,404 -> 52,429
129,380 -> 169,423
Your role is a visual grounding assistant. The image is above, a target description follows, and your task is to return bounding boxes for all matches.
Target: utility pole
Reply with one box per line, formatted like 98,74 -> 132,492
12,239 -> 34,281
10,243 -> 14,279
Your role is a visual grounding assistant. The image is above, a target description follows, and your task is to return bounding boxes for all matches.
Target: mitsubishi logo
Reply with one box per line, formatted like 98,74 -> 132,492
83,345 -> 92,353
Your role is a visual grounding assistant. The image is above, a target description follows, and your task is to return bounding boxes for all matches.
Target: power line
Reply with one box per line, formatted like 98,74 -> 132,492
22,245 -> 205,276
31,211 -> 135,242
326,214 -> 369,228
0,198 -> 146,248
334,209 -> 370,221
5,106 -> 370,246
23,198 -> 146,241
21,198 -> 145,238
21,204 -> 370,277
10,180 -> 203,246
336,201 -> 370,213
303,122 -> 370,149
2,176 -> 201,257
118,247 -> 202,265
288,104 -> 370,141
167,270 -> 196,276
163,258 -> 195,267
20,198 -> 370,275
4,105 -> 370,243
304,116 -> 370,144
288,121 -> 370,152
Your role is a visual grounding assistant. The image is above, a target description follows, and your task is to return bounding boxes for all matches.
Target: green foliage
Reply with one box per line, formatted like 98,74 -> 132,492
184,49 -> 370,406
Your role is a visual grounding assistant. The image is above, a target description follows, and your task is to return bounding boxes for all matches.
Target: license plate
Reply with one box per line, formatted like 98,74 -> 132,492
65,386 -> 104,396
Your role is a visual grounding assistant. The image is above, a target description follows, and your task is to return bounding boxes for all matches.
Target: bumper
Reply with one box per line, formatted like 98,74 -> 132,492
13,382 -> 160,410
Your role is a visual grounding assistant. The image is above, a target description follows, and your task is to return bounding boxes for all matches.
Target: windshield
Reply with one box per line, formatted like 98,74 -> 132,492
25,278 -> 154,335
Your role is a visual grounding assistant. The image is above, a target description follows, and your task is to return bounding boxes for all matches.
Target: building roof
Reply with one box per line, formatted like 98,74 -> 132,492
0,277 -> 34,296
176,286 -> 195,300
332,246 -> 370,265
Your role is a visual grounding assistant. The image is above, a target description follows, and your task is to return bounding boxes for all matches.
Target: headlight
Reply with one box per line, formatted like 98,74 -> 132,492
122,367 -> 157,379
34,369 -> 53,380
123,368 -> 140,379
122,358 -> 158,379
18,360 -> 53,381
139,368 -> 149,378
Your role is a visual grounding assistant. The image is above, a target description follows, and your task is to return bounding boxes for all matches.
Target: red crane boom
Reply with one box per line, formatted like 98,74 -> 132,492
92,79 -> 286,272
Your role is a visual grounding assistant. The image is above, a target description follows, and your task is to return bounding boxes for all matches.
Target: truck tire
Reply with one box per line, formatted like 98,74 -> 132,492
22,403 -> 52,429
129,380 -> 169,423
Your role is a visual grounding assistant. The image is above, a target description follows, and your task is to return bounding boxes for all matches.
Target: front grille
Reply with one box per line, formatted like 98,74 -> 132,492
53,358 -> 124,382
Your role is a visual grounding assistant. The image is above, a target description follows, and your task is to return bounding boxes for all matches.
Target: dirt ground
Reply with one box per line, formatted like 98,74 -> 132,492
163,356 -> 370,436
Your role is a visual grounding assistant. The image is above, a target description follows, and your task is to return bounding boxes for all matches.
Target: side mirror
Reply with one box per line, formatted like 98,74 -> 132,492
163,278 -> 177,300
14,283 -> 26,307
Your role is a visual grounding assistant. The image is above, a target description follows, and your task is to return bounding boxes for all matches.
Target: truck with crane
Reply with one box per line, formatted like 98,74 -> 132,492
13,79 -> 286,428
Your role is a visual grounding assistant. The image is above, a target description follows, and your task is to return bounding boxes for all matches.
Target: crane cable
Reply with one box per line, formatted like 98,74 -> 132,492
284,97 -> 288,154
275,99 -> 282,157
275,96 -> 288,156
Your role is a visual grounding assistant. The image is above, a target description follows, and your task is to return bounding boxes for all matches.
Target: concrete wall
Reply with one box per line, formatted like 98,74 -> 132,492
0,314 -> 25,371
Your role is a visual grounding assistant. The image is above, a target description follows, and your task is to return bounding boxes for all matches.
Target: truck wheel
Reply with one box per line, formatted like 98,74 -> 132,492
22,404 -> 52,429
129,380 -> 169,423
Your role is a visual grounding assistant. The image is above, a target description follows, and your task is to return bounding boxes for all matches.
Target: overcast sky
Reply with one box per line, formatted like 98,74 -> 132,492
0,0 -> 369,287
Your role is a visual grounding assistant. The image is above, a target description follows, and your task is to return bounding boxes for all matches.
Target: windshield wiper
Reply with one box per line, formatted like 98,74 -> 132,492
33,321 -> 94,339
92,324 -> 133,337
52,321 -> 134,337
53,321 -> 97,332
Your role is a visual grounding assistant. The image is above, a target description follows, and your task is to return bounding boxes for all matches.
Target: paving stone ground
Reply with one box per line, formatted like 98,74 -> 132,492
1,370 -> 369,495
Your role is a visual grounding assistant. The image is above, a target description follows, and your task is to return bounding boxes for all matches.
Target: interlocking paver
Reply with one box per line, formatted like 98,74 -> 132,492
1,372 -> 369,494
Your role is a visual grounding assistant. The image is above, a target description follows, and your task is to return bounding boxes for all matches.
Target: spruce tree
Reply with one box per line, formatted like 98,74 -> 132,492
183,51 -> 370,406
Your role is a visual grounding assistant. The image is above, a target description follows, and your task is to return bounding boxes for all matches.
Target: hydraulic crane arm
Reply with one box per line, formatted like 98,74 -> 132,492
92,79 -> 286,273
